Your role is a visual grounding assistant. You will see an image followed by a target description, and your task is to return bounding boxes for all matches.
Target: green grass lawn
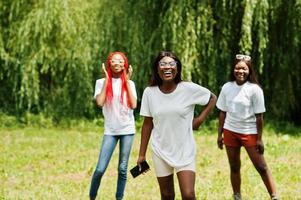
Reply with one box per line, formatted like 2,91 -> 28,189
1,124 -> 300,200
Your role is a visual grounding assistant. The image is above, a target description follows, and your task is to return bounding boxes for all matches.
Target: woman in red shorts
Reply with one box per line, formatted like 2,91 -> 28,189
216,54 -> 278,200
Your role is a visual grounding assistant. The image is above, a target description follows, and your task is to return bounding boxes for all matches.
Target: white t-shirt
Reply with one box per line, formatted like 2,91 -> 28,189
140,81 -> 211,167
216,81 -> 266,134
94,78 -> 137,135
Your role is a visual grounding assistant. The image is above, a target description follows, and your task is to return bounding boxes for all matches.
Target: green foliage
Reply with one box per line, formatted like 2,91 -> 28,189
239,0 -> 255,54
0,112 -> 104,131
0,0 -> 300,124
263,0 -> 301,123
252,0 -> 269,74
1,0 -> 98,118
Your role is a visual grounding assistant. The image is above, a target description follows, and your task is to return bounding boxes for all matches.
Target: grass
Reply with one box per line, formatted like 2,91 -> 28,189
1,122 -> 301,200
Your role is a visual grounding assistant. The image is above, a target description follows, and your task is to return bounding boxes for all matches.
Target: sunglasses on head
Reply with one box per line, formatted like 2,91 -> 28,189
236,54 -> 251,61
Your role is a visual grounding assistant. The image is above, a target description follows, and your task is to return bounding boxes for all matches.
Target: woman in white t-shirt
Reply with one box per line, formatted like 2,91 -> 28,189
89,52 -> 137,200
137,51 -> 216,200
216,54 -> 278,200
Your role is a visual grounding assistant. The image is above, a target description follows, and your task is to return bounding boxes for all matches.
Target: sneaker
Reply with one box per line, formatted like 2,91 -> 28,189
271,195 -> 279,200
233,193 -> 242,200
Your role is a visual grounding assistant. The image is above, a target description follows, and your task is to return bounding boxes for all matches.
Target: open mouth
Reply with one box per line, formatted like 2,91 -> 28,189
163,69 -> 172,76
235,73 -> 246,79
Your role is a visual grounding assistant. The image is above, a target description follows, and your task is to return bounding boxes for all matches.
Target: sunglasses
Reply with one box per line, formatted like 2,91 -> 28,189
110,59 -> 125,64
236,54 -> 251,61
159,61 -> 177,68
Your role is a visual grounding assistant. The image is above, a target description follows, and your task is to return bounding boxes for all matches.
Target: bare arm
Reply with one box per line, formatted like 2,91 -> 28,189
217,111 -> 226,149
192,93 -> 217,130
125,65 -> 137,109
95,63 -> 108,107
126,80 -> 137,109
137,117 -> 153,165
255,113 -> 264,154
95,79 -> 108,107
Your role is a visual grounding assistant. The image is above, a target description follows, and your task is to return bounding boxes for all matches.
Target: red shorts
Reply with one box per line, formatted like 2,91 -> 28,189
223,129 -> 257,147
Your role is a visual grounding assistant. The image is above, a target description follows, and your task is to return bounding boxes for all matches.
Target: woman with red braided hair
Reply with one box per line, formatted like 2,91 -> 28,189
89,52 -> 137,200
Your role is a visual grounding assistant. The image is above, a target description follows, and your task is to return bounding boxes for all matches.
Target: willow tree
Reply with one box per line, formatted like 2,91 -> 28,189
160,1 -> 216,87
263,0 -> 301,123
1,0 -> 100,119
0,0 -> 301,124
92,0 -> 167,100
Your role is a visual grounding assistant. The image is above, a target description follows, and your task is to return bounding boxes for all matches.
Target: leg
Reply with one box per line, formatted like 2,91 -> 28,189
245,146 -> 277,197
176,170 -> 196,200
157,174 -> 175,200
225,146 -> 241,196
89,135 -> 118,200
115,134 -> 134,200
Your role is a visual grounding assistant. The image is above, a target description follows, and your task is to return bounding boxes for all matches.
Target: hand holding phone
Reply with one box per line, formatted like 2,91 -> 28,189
130,160 -> 150,178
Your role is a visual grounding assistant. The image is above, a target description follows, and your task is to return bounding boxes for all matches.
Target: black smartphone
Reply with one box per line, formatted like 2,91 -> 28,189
130,160 -> 150,178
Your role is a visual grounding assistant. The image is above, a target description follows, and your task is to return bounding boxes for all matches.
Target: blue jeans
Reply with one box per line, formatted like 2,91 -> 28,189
89,134 -> 134,200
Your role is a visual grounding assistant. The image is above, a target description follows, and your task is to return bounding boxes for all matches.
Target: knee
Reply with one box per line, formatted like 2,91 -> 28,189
181,190 -> 195,200
93,168 -> 105,178
161,191 -> 175,200
255,164 -> 268,175
118,162 -> 127,177
229,163 -> 241,173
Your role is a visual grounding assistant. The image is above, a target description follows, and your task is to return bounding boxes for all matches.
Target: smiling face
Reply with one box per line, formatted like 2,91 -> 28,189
234,61 -> 250,85
157,56 -> 178,83
109,53 -> 125,76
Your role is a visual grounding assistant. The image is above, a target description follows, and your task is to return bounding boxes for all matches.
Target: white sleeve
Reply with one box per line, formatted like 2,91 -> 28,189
216,86 -> 227,112
140,87 -> 152,117
94,79 -> 104,99
188,83 -> 211,106
252,86 -> 266,114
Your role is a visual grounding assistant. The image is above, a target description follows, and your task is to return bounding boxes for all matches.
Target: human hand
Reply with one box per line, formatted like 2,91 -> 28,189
102,63 -> 108,78
137,155 -> 146,171
217,135 -> 224,149
192,118 -> 198,130
192,117 -> 203,130
125,65 -> 133,80
256,139 -> 264,154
